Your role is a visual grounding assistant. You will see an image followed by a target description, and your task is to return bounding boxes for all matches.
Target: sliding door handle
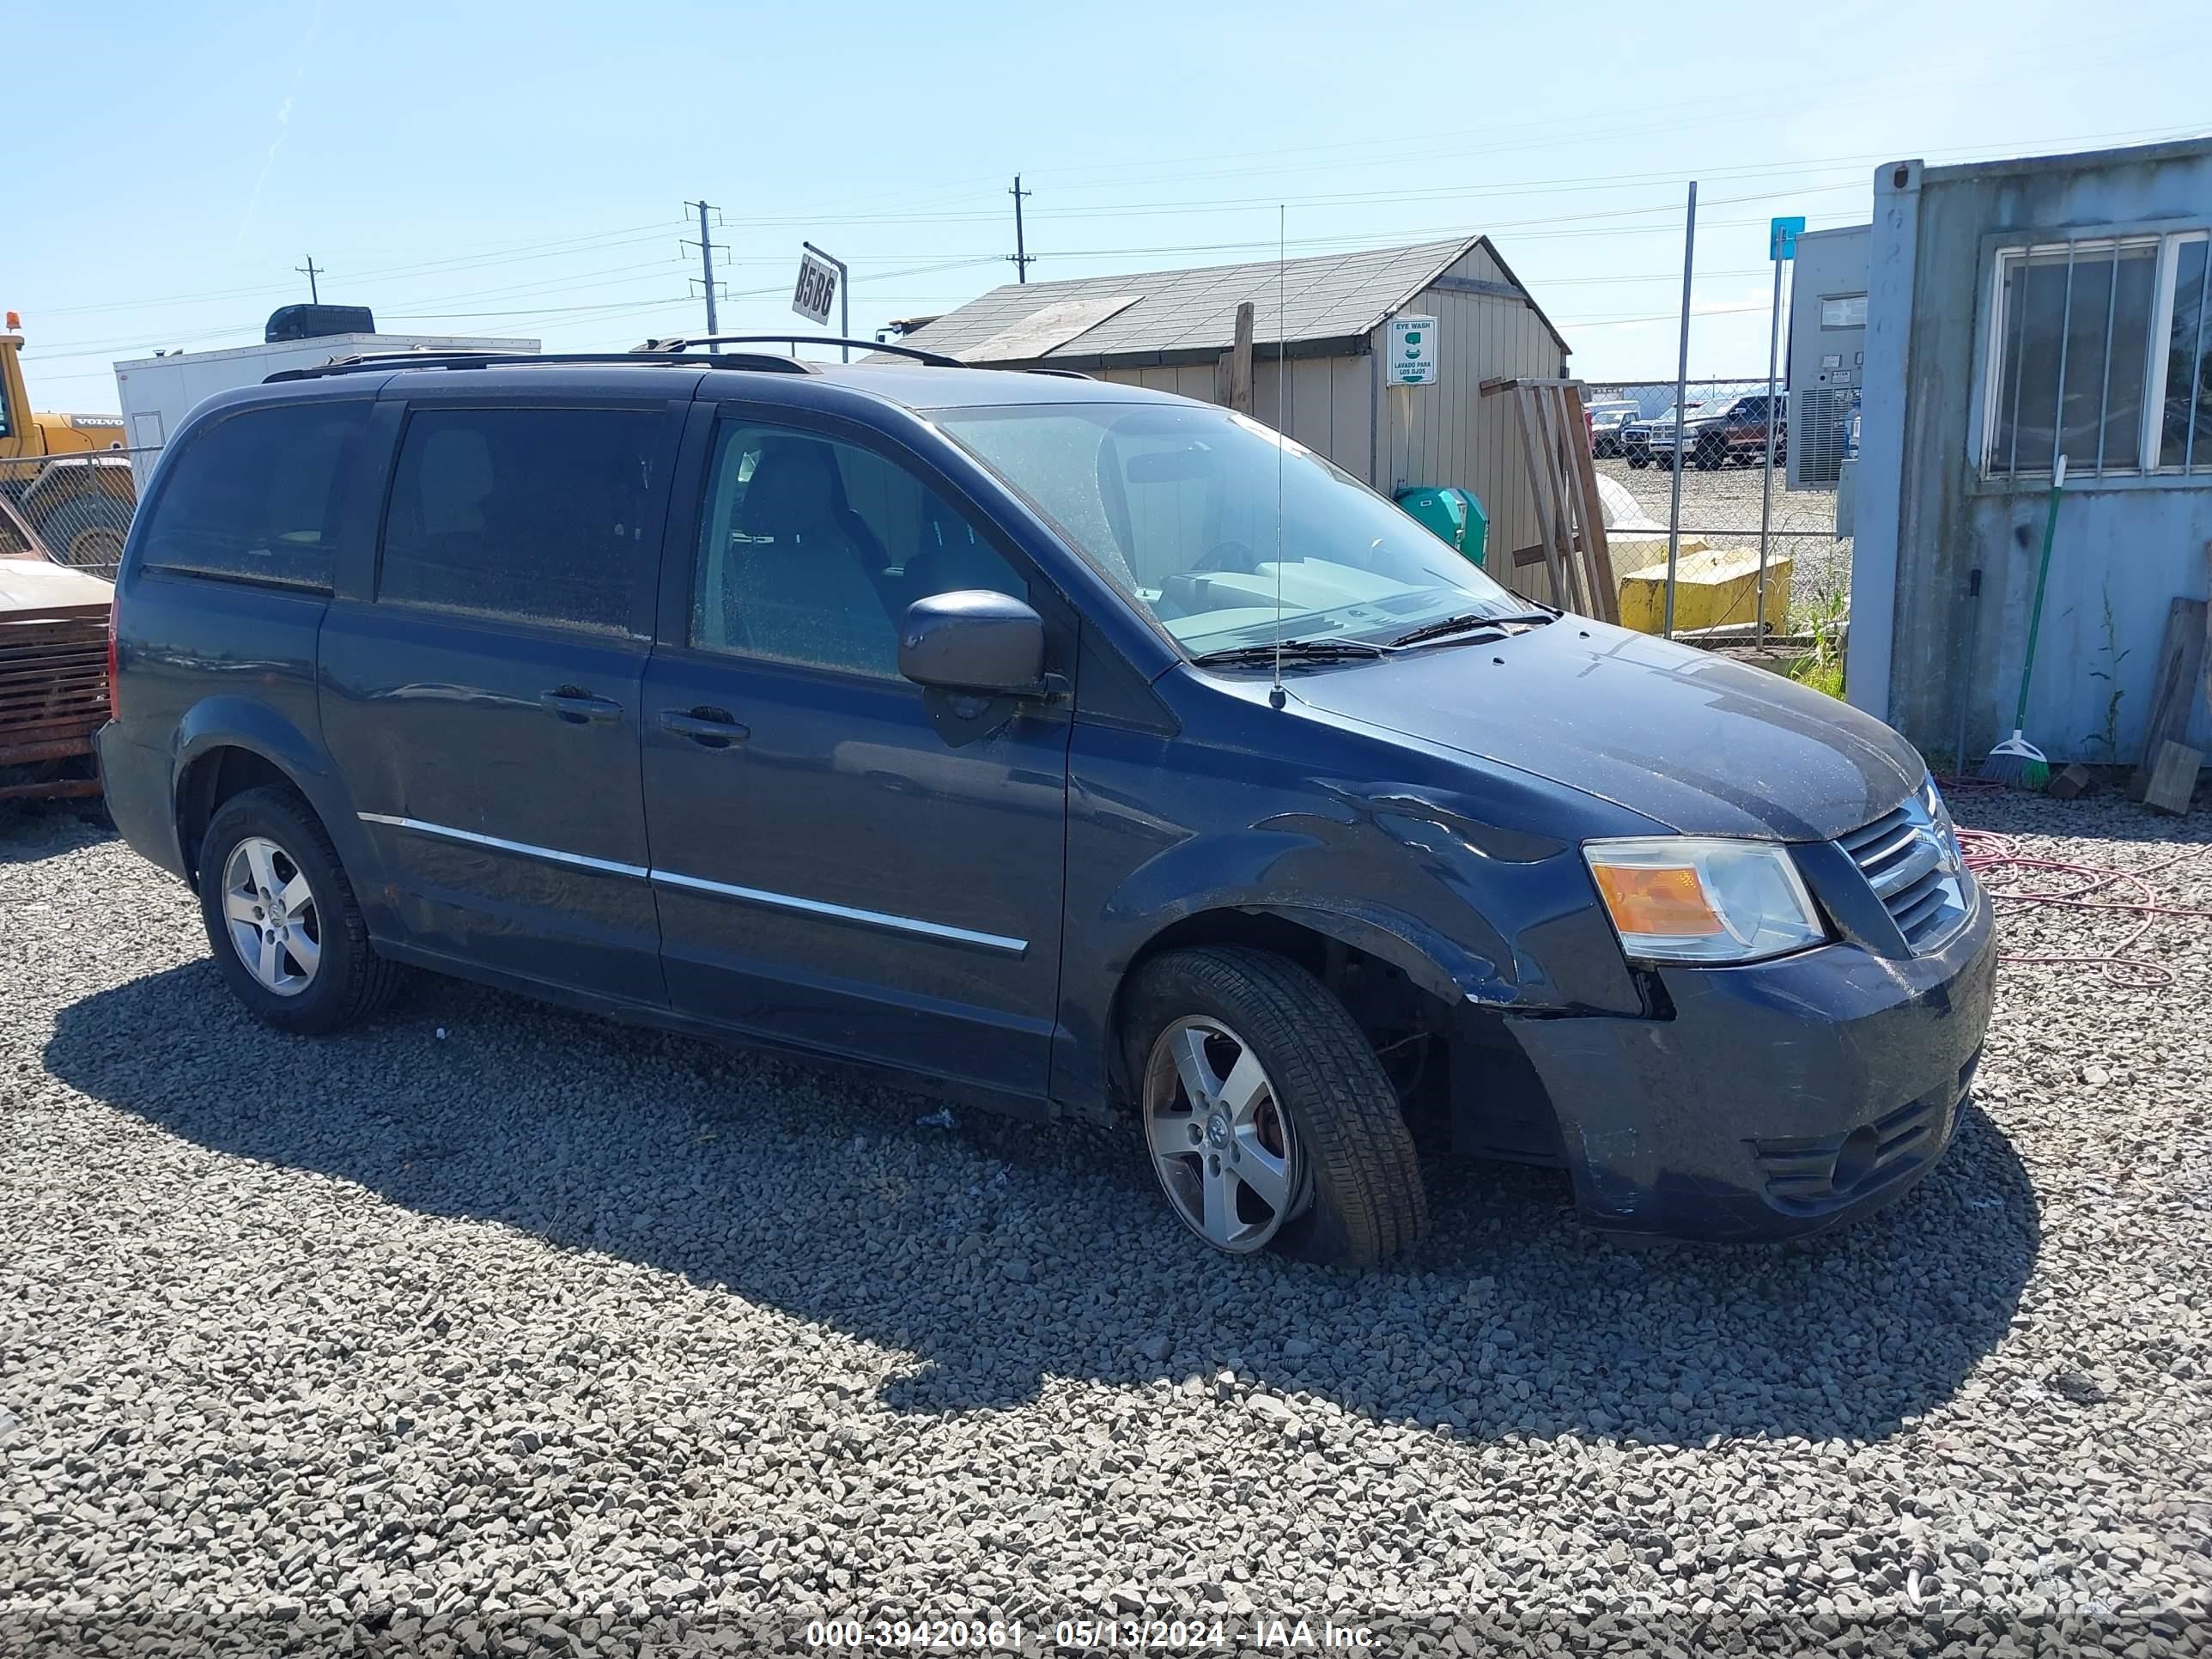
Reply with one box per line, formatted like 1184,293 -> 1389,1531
540,689 -> 623,725
659,707 -> 750,747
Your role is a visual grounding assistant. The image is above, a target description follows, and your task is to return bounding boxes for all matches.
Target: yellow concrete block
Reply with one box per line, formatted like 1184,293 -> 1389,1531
1617,544 -> 1791,636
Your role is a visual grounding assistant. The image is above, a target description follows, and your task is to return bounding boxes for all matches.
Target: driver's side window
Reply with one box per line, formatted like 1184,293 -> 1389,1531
690,421 -> 1026,679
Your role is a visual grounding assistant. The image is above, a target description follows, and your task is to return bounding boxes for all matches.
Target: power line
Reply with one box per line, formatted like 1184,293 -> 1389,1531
40,222 -> 684,318
24,99 -> 2205,375
971,26 -> 2179,198
33,112 -> 2203,338
295,256 -> 323,304
685,116 -> 2211,233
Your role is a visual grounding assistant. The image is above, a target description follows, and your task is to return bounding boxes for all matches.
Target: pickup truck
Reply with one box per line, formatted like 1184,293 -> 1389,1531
1624,394 -> 1784,471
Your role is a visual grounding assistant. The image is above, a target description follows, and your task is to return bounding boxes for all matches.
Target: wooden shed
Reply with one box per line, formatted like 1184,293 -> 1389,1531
890,236 -> 1573,592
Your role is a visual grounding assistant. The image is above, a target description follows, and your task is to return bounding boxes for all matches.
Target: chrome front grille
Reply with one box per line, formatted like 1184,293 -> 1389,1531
1838,781 -> 1971,953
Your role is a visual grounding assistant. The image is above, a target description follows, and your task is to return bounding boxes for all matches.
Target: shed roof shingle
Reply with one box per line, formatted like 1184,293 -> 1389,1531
896,236 -> 1553,367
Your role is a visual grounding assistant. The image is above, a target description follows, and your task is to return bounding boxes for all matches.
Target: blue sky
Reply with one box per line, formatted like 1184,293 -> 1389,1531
16,1 -> 2208,411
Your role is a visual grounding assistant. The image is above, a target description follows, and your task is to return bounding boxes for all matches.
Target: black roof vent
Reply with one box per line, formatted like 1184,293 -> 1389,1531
265,304 -> 376,343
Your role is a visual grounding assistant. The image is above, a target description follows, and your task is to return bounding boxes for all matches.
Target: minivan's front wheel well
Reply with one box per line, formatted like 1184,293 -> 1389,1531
1109,911 -> 1459,1128
177,747 -> 297,879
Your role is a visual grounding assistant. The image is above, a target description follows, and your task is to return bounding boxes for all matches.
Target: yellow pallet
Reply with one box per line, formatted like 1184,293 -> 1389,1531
1617,544 -> 1791,636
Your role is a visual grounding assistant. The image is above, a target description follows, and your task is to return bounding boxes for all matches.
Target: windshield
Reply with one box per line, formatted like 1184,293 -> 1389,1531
933,402 -> 1528,653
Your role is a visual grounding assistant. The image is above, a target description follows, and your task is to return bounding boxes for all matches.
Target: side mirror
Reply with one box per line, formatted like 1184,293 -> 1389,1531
898,590 -> 1047,696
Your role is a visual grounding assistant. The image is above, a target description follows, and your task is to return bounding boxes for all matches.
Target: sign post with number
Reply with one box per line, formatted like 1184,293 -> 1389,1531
793,243 -> 849,358
1755,216 -> 1806,642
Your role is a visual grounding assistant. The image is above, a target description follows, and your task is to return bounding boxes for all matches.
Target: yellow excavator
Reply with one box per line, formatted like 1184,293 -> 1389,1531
0,310 -> 137,573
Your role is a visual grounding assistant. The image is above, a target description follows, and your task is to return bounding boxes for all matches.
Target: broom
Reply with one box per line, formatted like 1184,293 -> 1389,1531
1978,454 -> 2068,790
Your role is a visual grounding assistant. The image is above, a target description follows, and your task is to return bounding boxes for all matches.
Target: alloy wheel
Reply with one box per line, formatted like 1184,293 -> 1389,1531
220,836 -> 322,997
1142,1017 -> 1302,1252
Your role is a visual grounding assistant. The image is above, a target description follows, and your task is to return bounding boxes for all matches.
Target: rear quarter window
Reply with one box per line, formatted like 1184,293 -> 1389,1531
137,401 -> 372,592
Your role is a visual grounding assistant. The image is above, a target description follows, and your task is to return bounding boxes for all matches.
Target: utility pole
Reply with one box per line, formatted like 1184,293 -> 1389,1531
1008,174 -> 1033,284
684,201 -> 726,333
296,256 -> 323,304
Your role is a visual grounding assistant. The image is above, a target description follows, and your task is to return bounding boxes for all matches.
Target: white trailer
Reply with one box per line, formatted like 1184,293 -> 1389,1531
112,333 -> 538,489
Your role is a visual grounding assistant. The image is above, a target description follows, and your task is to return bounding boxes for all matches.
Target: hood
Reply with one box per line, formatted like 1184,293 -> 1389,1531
1290,619 -> 1921,840
0,556 -> 113,616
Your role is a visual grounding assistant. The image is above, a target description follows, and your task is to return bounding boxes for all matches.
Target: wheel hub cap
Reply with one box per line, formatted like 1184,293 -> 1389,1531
1142,1016 -> 1303,1254
219,836 -> 322,999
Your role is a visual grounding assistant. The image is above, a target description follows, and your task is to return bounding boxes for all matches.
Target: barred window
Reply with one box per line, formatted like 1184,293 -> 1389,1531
2162,236 -> 2211,471
1983,229 -> 2212,479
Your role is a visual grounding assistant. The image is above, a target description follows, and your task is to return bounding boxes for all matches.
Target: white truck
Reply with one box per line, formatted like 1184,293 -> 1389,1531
114,326 -> 538,490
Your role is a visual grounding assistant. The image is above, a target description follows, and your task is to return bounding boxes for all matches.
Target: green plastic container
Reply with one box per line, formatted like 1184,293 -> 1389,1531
1394,485 -> 1488,568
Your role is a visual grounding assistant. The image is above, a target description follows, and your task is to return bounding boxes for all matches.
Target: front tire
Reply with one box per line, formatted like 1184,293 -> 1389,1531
196,786 -> 401,1034
1123,947 -> 1429,1267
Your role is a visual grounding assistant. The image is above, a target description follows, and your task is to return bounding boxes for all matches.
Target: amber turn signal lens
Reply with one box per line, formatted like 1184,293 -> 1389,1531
1589,862 -> 1723,937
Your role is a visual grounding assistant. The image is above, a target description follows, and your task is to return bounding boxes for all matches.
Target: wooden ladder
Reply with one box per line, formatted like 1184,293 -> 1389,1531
1480,377 -> 1620,624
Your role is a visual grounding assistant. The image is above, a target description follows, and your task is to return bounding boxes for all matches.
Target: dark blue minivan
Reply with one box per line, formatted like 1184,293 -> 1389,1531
96,343 -> 1995,1265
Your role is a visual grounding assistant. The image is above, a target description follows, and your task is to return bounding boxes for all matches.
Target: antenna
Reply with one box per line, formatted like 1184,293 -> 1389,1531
1269,204 -> 1287,711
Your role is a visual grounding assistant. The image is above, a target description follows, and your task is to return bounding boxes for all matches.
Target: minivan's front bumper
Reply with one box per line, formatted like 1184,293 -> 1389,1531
1508,885 -> 1996,1241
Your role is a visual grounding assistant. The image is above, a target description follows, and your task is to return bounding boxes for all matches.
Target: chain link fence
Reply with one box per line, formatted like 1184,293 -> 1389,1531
0,450 -> 145,582
1581,375 -> 1854,683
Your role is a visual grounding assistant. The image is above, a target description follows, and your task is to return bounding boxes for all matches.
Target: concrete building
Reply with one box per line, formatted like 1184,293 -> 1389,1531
890,238 -> 1573,596
1849,137 -> 2212,766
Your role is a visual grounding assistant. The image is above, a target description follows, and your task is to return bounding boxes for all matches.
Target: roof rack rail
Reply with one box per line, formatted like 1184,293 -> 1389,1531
264,349 -> 815,385
635,333 -> 964,368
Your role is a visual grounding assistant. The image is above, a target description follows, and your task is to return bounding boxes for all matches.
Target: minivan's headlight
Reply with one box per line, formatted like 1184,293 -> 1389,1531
1583,837 -> 1826,964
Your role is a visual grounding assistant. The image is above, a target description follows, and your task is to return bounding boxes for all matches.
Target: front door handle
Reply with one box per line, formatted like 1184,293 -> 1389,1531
540,689 -> 623,725
659,707 -> 750,748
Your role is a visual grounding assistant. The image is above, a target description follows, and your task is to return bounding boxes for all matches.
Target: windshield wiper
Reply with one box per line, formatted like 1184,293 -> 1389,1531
1189,639 -> 1389,668
1388,609 -> 1557,648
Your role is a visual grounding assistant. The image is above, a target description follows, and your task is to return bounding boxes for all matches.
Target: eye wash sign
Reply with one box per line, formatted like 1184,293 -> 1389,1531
1388,315 -> 1437,386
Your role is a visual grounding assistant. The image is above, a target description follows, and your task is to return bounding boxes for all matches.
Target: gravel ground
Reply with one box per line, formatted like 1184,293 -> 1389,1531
3,790 -> 2209,1657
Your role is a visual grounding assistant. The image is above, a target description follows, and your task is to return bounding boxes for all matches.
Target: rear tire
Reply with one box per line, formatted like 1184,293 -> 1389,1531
35,493 -> 132,578
196,786 -> 402,1035
1123,946 -> 1429,1267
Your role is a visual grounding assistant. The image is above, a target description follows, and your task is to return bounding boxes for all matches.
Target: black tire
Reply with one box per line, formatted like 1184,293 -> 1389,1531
1122,946 -> 1429,1267
1694,440 -> 1725,471
1626,453 -> 1650,470
35,492 -> 132,577
196,786 -> 402,1035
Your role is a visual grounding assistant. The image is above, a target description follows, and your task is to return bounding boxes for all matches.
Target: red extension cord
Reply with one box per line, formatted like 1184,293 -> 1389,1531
1934,777 -> 2212,989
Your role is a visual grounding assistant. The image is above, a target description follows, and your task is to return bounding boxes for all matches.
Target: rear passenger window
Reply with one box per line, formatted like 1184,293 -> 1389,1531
379,407 -> 665,635
139,402 -> 369,592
